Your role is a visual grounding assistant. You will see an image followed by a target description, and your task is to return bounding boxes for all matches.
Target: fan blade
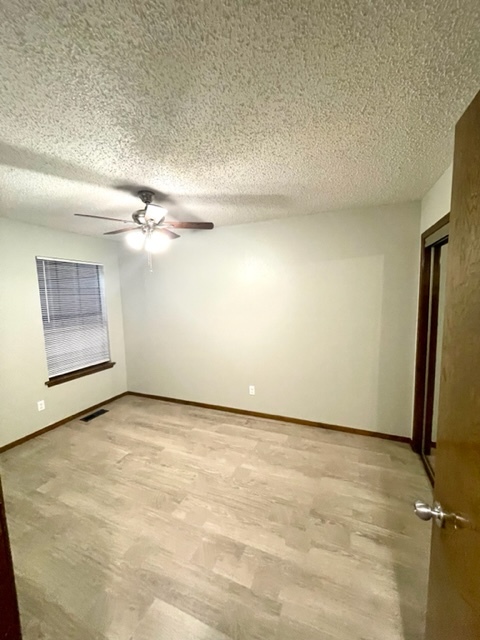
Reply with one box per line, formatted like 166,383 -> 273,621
159,228 -> 180,240
75,214 -> 133,223
104,227 -> 140,235
166,221 -> 214,229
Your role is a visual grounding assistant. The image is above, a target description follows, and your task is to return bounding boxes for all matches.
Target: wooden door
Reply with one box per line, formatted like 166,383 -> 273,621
0,477 -> 22,639
425,90 -> 480,638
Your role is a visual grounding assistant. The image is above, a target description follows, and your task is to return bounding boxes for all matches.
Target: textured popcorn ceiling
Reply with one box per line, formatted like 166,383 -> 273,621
0,0 -> 479,235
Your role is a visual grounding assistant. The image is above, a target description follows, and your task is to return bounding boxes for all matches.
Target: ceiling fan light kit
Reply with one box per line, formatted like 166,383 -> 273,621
74,189 -> 214,256
126,228 -> 170,254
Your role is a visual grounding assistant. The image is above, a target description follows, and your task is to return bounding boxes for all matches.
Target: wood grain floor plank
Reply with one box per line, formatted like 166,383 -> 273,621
0,397 -> 431,639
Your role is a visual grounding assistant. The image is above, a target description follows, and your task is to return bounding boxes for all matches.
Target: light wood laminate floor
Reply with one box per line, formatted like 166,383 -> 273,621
0,396 -> 431,640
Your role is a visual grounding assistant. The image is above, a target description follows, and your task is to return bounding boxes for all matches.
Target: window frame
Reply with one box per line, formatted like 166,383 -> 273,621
35,256 -> 115,387
45,361 -> 116,387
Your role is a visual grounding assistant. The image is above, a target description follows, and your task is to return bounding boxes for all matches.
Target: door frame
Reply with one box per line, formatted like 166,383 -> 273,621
411,212 -> 450,484
0,478 -> 22,639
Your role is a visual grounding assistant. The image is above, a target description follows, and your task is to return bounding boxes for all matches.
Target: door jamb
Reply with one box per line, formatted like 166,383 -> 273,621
411,213 -> 450,485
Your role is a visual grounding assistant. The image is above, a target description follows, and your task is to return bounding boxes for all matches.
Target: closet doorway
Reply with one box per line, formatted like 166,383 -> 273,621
412,214 -> 449,483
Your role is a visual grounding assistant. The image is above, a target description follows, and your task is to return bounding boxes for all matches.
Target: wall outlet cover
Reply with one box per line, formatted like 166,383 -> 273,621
249,385 -> 256,395
37,400 -> 45,411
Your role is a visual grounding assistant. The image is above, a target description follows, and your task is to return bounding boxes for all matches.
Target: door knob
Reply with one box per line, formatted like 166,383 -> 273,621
414,500 -> 466,529
414,500 -> 447,527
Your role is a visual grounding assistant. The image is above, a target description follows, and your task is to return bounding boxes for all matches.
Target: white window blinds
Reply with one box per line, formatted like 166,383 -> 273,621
36,257 -> 111,378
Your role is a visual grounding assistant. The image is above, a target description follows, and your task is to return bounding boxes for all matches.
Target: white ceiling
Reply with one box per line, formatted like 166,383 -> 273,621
0,0 -> 479,237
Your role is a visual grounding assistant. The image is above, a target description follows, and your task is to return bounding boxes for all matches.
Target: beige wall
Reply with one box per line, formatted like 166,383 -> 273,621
420,164 -> 453,232
0,218 -> 127,448
120,203 -> 420,437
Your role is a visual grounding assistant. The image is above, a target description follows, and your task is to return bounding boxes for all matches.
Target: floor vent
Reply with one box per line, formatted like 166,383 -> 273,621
80,408 -> 109,423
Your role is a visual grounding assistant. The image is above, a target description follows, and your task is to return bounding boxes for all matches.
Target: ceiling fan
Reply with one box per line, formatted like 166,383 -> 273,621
75,190 -> 214,253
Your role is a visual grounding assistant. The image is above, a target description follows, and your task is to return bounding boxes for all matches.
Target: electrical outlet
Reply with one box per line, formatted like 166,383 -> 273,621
249,385 -> 255,396
37,400 -> 45,411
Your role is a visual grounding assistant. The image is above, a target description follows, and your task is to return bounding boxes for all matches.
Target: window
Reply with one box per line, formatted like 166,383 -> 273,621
36,257 -> 113,385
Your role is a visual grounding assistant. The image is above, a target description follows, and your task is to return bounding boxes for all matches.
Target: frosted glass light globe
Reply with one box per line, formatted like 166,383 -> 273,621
145,203 -> 168,224
125,229 -> 145,250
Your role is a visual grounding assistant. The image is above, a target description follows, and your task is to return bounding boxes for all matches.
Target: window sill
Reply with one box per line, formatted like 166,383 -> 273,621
45,361 -> 116,387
